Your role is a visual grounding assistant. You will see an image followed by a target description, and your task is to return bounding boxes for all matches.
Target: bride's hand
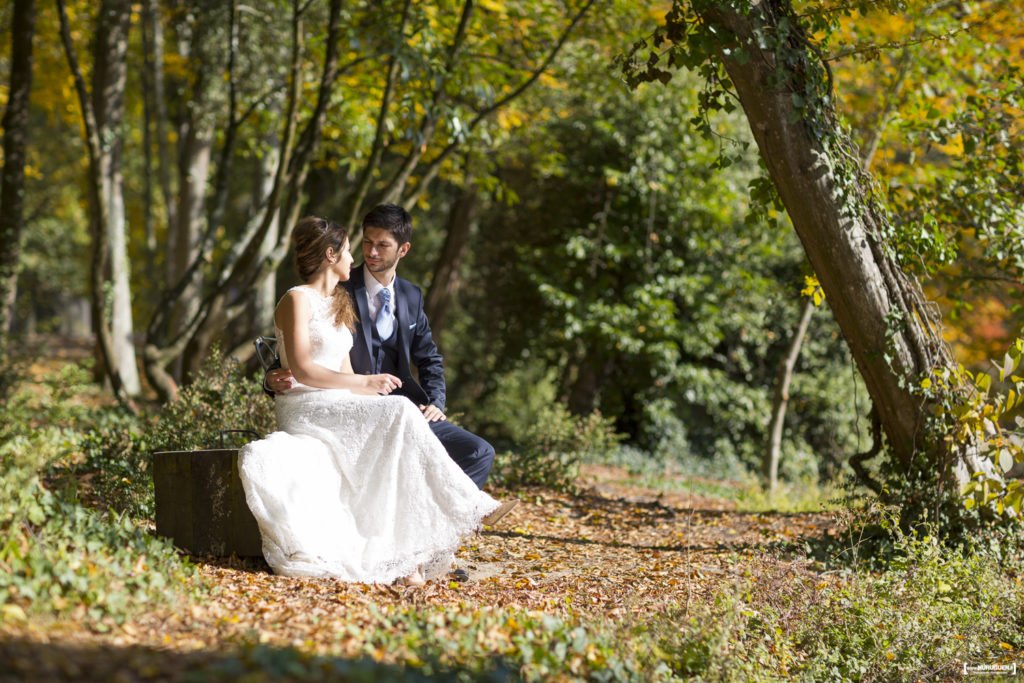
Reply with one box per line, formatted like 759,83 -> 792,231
366,373 -> 402,395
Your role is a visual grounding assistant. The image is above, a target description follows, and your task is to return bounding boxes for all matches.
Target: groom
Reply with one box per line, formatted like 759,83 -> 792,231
266,204 -> 495,489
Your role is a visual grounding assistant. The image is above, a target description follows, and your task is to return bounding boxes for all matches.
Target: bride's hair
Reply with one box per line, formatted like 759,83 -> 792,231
292,216 -> 358,331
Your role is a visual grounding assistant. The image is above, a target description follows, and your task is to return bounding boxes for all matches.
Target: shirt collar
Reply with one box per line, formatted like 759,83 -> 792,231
364,269 -> 395,301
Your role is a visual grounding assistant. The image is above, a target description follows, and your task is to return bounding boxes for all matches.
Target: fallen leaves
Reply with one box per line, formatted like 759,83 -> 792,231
1,463 -> 838,679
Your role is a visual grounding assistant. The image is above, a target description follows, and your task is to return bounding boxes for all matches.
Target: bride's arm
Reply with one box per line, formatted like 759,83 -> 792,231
276,291 -> 400,394
340,354 -> 380,396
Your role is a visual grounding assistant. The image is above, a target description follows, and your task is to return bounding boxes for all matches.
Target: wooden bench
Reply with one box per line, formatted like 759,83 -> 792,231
153,449 -> 263,558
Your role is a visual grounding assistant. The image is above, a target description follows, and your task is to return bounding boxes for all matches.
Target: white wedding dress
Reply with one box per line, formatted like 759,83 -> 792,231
238,286 -> 499,582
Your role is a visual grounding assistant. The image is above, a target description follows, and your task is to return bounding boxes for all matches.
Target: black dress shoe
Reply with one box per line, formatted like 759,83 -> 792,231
450,567 -> 470,582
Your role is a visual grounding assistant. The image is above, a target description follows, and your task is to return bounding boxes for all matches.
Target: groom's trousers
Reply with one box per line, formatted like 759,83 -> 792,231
427,419 -> 494,489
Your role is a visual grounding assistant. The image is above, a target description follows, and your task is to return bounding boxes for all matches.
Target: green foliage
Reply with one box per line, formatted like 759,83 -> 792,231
453,53 -> 864,484
626,526 -> 1024,681
795,523 -> 1023,680
491,404 -> 623,492
921,336 -> 1024,528
76,347 -> 276,518
173,603 -> 668,682
350,605 -> 656,681
484,363 -> 623,492
77,411 -> 155,519
147,347 -> 276,453
0,366 -> 197,624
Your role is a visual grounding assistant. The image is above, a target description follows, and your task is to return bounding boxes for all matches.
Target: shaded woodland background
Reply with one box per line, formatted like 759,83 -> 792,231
2,0 -> 1022,489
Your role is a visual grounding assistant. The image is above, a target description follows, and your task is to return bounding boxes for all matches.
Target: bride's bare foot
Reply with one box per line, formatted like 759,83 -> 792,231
481,498 -> 519,526
394,567 -> 425,587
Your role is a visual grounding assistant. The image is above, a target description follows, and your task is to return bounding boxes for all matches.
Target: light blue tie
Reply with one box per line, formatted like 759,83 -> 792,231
376,288 -> 393,339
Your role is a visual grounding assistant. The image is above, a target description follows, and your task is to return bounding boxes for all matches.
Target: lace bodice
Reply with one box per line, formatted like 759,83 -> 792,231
276,286 -> 353,381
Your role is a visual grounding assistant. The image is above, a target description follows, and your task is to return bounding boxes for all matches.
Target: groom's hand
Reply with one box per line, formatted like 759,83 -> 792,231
267,368 -> 295,393
419,404 -> 446,422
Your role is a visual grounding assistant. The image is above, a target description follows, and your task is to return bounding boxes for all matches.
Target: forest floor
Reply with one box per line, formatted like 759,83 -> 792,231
0,464 -> 842,681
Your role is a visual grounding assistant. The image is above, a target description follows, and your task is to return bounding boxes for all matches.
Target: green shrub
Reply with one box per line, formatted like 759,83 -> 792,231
147,346 -> 277,453
336,604 -> 663,681
491,403 -> 622,492
475,362 -> 623,491
792,520 -> 1024,680
77,410 -> 155,518
0,374 -> 197,624
77,347 -> 276,517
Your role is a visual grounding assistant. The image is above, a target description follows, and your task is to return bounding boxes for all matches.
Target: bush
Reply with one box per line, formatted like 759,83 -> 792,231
147,346 -> 277,453
0,366 -> 197,624
77,347 -> 276,517
793,526 -> 1024,680
474,362 -> 623,491
491,403 -> 622,492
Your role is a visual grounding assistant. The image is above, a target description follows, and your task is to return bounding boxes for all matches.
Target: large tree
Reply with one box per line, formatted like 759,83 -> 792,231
621,0 -> 1020,518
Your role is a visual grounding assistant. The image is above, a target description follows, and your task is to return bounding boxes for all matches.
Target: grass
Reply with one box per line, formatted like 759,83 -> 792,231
586,446 -> 842,514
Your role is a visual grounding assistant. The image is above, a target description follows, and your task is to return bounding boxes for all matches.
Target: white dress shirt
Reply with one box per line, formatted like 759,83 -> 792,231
363,270 -> 396,330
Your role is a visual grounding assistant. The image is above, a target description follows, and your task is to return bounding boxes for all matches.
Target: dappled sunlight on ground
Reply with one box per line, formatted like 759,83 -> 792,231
1,466 -> 838,679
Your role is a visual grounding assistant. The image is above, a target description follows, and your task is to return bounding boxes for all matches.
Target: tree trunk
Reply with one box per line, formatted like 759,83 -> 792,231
763,297 -> 814,492
0,0 -> 35,382
424,177 -> 479,342
92,0 -> 140,396
173,126 -> 213,379
146,0 -> 176,260
697,0 -> 955,474
57,0 -> 136,410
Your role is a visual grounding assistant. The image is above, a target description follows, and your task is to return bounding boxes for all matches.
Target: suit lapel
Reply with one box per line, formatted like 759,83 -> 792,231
351,266 -> 373,358
394,277 -> 412,367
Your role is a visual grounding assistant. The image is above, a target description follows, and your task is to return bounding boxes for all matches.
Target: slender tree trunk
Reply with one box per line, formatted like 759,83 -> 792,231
57,0 -> 137,410
173,126 -> 213,379
254,217 -> 282,339
146,0 -> 176,269
0,0 -> 36,382
424,176 -> 479,341
697,0 -> 955,474
92,0 -> 140,396
567,352 -> 602,416
140,0 -> 158,258
763,297 -> 815,492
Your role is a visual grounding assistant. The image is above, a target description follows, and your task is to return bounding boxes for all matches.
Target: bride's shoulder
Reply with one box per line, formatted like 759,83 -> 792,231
276,287 -> 312,312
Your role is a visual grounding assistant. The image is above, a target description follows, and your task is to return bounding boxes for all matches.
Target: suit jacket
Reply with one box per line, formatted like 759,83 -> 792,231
341,264 -> 446,410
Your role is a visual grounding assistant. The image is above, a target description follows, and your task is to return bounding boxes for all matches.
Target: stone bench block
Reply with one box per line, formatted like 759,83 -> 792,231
153,449 -> 263,558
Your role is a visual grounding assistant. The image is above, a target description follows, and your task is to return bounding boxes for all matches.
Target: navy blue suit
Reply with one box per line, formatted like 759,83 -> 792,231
342,265 -> 494,488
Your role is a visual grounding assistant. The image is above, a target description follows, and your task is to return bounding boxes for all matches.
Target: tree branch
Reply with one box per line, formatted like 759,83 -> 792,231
849,406 -> 884,496
405,0 -> 597,207
341,0 -> 414,231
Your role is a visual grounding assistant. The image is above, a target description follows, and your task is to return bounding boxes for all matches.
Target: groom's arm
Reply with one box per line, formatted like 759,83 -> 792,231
407,288 -> 446,412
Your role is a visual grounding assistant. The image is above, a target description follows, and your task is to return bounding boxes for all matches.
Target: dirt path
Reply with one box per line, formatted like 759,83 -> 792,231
1,465 -> 835,680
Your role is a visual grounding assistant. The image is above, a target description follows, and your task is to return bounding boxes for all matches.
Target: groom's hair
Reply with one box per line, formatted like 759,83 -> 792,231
362,204 -> 412,245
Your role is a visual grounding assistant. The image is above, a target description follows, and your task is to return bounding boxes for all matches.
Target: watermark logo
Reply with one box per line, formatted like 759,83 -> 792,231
963,662 -> 1017,677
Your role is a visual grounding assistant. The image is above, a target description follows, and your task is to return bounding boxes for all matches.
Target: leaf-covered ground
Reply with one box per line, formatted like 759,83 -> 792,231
0,465 -> 837,681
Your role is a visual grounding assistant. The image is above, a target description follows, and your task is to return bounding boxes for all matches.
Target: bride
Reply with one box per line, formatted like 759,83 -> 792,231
239,216 -> 512,585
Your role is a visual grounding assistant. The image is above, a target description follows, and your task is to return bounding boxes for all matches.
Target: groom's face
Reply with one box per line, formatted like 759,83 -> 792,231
362,226 -> 410,275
